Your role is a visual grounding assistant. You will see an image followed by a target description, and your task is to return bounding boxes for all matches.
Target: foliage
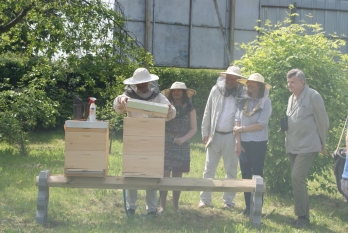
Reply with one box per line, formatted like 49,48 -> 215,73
0,0 -> 154,151
234,12 -> 348,194
155,67 -> 220,131
0,87 -> 58,155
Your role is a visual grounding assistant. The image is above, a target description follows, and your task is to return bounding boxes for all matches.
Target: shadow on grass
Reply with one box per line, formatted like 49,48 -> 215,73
264,211 -> 338,232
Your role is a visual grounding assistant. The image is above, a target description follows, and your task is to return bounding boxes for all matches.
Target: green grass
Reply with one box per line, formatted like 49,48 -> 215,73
0,130 -> 347,232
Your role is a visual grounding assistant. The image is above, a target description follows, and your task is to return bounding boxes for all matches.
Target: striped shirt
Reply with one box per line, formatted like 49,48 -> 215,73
235,97 -> 272,142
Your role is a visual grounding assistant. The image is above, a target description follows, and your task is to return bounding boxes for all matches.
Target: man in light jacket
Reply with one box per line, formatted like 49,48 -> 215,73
285,69 -> 329,228
113,67 -> 176,216
199,66 -> 246,208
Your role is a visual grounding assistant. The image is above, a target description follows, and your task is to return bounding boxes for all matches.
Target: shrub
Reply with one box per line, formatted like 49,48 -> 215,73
155,67 -> 221,132
234,13 -> 348,193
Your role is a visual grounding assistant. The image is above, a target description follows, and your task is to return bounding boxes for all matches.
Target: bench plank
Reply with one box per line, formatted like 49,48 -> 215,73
35,170 -> 265,228
35,175 -> 262,192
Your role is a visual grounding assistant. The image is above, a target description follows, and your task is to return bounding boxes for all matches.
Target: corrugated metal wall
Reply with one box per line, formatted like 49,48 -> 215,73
260,0 -> 348,54
117,0 -> 232,69
113,0 -> 348,69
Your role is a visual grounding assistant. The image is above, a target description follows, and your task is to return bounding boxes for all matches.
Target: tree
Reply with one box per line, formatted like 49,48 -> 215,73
0,0 -> 153,154
234,11 -> 348,193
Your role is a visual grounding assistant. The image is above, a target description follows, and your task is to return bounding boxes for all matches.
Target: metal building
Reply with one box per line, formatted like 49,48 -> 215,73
113,0 -> 348,69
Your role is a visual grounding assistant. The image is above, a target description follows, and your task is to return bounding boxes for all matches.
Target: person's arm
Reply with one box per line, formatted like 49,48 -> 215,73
157,94 -> 176,121
233,98 -> 272,134
341,130 -> 348,198
342,130 -> 348,179
234,123 -> 263,134
174,109 -> 197,145
234,121 -> 244,157
346,129 -> 348,157
312,92 -> 329,153
201,88 -> 214,144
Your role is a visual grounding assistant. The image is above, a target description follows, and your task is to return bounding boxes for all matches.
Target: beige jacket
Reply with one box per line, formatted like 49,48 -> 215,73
285,86 -> 329,154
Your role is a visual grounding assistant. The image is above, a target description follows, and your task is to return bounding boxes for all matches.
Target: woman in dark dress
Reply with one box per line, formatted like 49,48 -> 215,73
159,82 -> 197,214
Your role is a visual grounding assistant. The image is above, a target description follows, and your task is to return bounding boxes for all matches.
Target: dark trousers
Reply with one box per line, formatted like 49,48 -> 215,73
288,152 -> 316,218
239,141 -> 267,209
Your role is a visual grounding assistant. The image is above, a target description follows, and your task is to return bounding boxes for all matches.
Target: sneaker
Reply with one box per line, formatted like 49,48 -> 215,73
157,208 -> 164,215
198,202 -> 208,208
222,203 -> 233,209
292,217 -> 309,228
127,208 -> 135,215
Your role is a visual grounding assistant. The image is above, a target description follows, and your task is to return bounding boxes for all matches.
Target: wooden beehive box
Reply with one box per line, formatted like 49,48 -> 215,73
122,117 -> 165,178
126,99 -> 168,118
64,120 -> 109,177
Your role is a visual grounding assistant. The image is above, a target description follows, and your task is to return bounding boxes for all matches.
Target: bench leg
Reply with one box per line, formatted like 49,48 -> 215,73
36,170 -> 50,225
250,175 -> 264,228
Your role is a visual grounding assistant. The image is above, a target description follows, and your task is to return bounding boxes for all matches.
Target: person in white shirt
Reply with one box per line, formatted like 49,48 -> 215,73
199,66 -> 246,209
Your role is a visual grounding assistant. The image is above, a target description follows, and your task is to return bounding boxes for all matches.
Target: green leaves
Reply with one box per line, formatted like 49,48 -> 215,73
234,15 -> 348,194
0,1 -> 154,154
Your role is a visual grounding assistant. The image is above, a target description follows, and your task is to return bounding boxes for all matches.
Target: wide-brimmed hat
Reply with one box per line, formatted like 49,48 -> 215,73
123,68 -> 159,85
218,66 -> 246,79
161,82 -> 196,98
237,73 -> 272,89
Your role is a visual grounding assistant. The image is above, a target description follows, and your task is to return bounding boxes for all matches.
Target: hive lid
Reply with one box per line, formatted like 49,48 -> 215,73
126,99 -> 168,114
65,120 -> 109,128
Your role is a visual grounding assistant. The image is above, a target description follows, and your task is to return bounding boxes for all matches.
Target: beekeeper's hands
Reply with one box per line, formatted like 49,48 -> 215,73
120,96 -> 130,108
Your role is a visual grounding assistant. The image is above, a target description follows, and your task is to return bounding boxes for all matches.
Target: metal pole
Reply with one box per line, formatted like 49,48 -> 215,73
145,0 -> 151,52
229,0 -> 236,63
213,0 -> 232,64
188,0 -> 193,68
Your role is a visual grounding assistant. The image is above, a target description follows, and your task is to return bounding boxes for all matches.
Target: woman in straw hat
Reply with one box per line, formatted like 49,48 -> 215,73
159,82 -> 197,215
232,73 -> 272,216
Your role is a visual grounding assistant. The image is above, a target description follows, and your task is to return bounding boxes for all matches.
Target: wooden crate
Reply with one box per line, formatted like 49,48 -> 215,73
122,117 -> 165,178
64,120 -> 109,177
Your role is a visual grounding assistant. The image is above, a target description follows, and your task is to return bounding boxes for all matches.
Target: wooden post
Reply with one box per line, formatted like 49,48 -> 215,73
36,170 -> 50,225
250,175 -> 264,228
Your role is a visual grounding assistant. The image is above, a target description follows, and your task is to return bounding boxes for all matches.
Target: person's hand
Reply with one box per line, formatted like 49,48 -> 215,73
167,104 -> 173,118
233,126 -> 243,135
320,146 -> 328,156
235,142 -> 245,157
120,96 -> 130,108
202,136 -> 209,145
174,137 -> 185,145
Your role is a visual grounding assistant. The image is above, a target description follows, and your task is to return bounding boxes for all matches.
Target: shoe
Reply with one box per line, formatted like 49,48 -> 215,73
127,208 -> 135,215
157,208 -> 164,215
222,203 -> 233,209
243,208 -> 250,216
198,202 -> 208,208
292,217 -> 309,228
146,211 -> 157,217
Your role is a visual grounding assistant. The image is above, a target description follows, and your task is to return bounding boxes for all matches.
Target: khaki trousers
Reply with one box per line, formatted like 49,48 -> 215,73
126,189 -> 157,213
200,133 -> 238,206
288,152 -> 317,218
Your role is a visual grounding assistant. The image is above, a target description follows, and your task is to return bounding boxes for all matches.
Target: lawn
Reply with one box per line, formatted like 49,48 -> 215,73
0,130 -> 347,232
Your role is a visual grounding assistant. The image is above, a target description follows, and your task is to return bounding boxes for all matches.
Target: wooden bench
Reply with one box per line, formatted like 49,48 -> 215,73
35,170 -> 265,227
